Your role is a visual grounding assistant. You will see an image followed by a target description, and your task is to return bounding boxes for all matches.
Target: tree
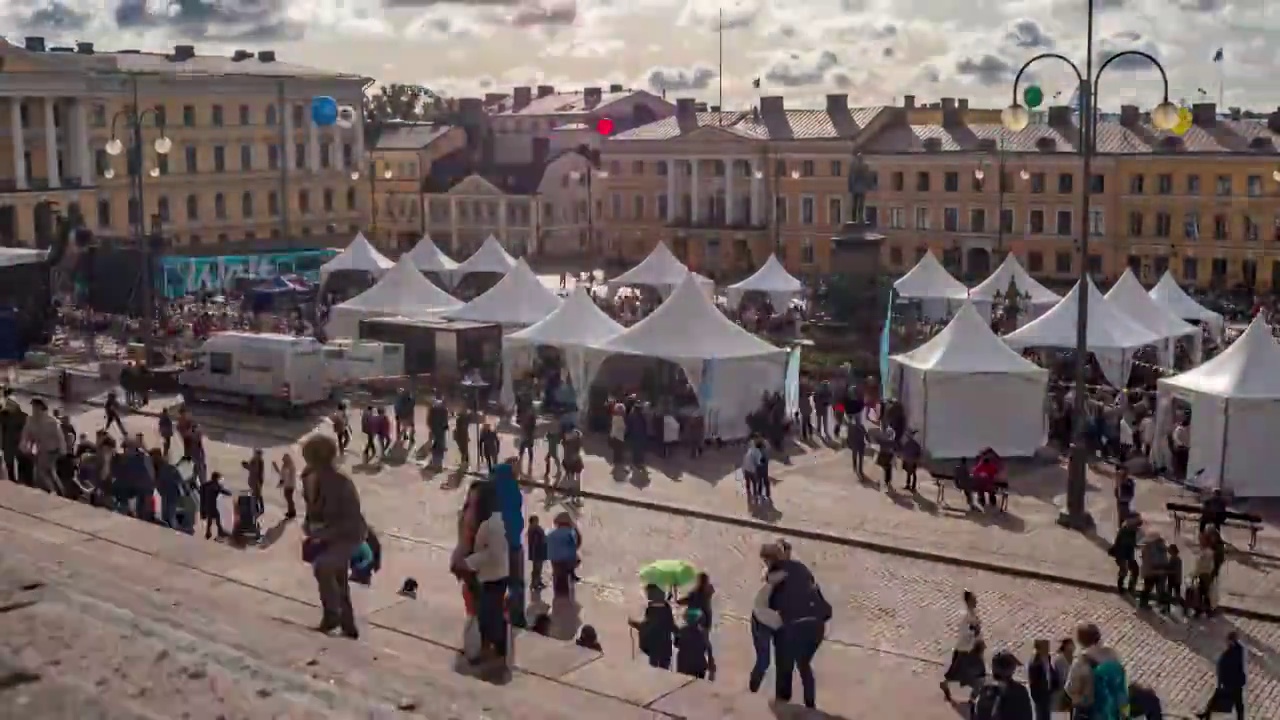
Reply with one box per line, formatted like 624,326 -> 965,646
362,83 -> 457,147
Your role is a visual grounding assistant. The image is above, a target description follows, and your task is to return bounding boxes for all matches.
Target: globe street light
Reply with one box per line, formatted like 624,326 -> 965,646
1003,37 -> 1178,531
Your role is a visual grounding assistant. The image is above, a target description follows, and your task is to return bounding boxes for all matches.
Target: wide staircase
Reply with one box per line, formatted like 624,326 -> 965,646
0,482 -> 773,720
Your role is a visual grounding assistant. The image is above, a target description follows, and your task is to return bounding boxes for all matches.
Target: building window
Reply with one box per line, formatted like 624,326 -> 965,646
889,246 -> 903,266
1213,213 -> 1228,240
943,207 -> 959,232
268,145 -> 280,170
999,208 -> 1014,234
292,104 -> 304,129
944,172 -> 959,192
1183,257 -> 1198,281
916,172 -> 931,192
829,197 -> 843,225
347,187 -> 357,211
1215,175 -> 1232,196
1185,212 -> 1201,239
186,194 -> 199,220
1157,174 -> 1173,194
1128,211 -> 1144,237
1055,251 -> 1072,274
800,237 -> 815,265
801,161 -> 815,177
830,160 -> 842,177
266,105 -> 277,126
1027,251 -> 1043,273
801,197 -> 815,225
185,145 -> 198,173
774,195 -> 788,224
240,145 -> 252,171
865,206 -> 878,227
1187,174 -> 1201,194
914,206 -> 930,230
1155,211 -> 1171,237
211,105 -> 223,127
321,143 -> 331,169
1088,209 -> 1104,236
1245,215 -> 1260,242
322,188 -> 334,212
1129,174 -> 1145,194
213,146 -> 225,173
891,172 -> 904,191
633,195 -> 645,220
182,105 -> 196,127
96,198 -> 111,227
888,207 -> 905,229
773,160 -> 786,178
94,149 -> 108,177
1057,173 -> 1073,194
1089,174 -> 1105,194
91,103 -> 106,127
1028,209 -> 1044,234
1246,175 -> 1264,197
214,193 -> 226,219
268,191 -> 280,216
299,190 -> 310,214
158,155 -> 169,175
1029,173 -> 1046,193
242,192 -> 254,217
295,143 -> 306,170
1056,210 -> 1072,235
969,208 -> 986,233
157,196 -> 170,223
239,105 -> 251,125
1088,254 -> 1103,275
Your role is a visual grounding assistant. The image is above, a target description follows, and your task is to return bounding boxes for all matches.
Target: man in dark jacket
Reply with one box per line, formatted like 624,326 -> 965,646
151,449 -> 186,529
301,434 -> 368,639
972,651 -> 1034,720
768,557 -> 830,710
0,396 -> 27,484
1197,631 -> 1245,720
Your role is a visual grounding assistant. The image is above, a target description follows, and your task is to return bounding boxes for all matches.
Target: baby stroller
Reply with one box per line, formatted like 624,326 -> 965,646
231,492 -> 261,544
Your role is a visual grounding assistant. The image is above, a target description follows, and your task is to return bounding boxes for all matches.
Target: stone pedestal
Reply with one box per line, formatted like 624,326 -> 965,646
830,221 -> 886,278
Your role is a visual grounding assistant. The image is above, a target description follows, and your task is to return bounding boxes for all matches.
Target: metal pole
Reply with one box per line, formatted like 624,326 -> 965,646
1062,0 -> 1096,530
276,81 -> 291,248
996,141 -> 1006,254
129,76 -> 156,368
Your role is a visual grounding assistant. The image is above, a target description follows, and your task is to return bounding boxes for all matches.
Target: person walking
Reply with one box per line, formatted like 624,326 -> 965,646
20,399 -> 66,496
274,453 -> 298,519
768,546 -> 830,710
561,427 -> 584,499
242,448 -> 266,517
300,434 -> 368,639
847,421 -> 867,478
1065,623 -> 1127,720
747,543 -> 787,693
457,480 -> 510,665
939,590 -> 985,707
1110,515 -> 1142,596
1197,631 -> 1245,720
742,437 -> 762,502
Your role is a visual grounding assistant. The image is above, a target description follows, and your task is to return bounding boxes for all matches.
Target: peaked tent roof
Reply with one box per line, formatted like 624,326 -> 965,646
1163,314 -> 1280,397
1105,269 -> 1199,341
969,254 -> 1060,305
1149,271 -> 1225,326
443,258 -> 562,325
335,256 -> 462,314
320,233 -> 395,276
1004,276 -> 1165,351
608,241 -> 712,290
893,251 -> 969,300
895,303 -> 1047,375
405,234 -> 458,272
453,235 -> 518,277
727,254 -> 803,294
596,273 -> 783,361
507,287 -> 624,347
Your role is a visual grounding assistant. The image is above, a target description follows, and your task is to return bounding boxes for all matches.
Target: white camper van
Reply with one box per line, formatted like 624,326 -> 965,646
180,332 -> 331,414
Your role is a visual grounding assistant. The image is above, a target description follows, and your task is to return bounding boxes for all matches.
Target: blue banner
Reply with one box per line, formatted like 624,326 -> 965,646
158,249 -> 337,298
879,289 -> 894,389
784,346 -> 801,418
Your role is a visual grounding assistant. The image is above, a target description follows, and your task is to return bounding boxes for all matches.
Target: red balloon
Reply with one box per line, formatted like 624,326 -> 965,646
595,117 -> 615,136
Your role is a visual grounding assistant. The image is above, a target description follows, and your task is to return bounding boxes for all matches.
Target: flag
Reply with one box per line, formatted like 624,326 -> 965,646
1213,48 -> 1224,62
751,77 -> 761,88
878,290 -> 893,391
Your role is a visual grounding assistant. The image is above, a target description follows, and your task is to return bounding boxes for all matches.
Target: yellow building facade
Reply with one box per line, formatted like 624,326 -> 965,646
0,37 -> 368,251
367,123 -> 468,251
600,95 -> 1280,290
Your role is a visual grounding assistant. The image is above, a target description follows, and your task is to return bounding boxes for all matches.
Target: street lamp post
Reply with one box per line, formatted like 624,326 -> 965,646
103,77 -> 173,368
351,156 -> 393,247
1001,7 -> 1181,530
973,138 -> 1008,259
569,166 -> 609,260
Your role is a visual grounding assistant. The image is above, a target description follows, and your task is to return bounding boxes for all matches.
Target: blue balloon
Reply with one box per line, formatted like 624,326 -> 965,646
310,96 -> 338,127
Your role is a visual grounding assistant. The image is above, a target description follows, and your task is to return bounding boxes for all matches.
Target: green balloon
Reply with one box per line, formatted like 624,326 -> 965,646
1023,85 -> 1044,109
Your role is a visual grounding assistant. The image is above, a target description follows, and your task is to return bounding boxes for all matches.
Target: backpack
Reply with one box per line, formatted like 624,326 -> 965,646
1087,656 -> 1129,720
970,682 -> 1004,720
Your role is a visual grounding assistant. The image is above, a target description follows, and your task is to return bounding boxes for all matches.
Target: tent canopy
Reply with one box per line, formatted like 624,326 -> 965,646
507,287 -> 623,348
443,258 -> 562,325
728,254 -> 802,295
608,242 -> 713,292
895,303 -> 1046,376
893,251 -> 969,300
320,233 -> 395,279
1004,276 -> 1163,352
1163,314 -> 1280,398
406,234 -> 458,273
1105,269 -> 1199,342
335,256 -> 461,314
453,235 -> 517,278
1149,271 -> 1226,337
595,273 -> 781,361
969,254 -> 1060,306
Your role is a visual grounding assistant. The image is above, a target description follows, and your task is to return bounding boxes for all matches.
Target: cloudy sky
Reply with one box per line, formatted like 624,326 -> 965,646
6,0 -> 1280,111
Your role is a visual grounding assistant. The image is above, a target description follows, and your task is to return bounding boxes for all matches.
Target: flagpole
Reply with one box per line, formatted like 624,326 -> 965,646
1218,60 -> 1224,108
718,8 -> 724,126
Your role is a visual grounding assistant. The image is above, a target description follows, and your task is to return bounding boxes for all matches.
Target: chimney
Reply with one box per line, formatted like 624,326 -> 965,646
1229,107 -> 1242,121
536,85 -> 555,98
940,97 -> 956,110
942,103 -> 962,127
709,105 -> 721,112
760,96 -> 785,115
1047,105 -> 1073,125
458,97 -> 484,123
485,92 -> 506,106
257,50 -> 276,62
1119,105 -> 1140,127
1268,107 -> 1280,135
172,44 -> 195,61
1192,102 -> 1216,126
23,37 -> 45,52
676,98 -> 697,120
609,83 -> 624,93
902,95 -> 916,109
958,98 -> 969,110
513,86 -> 532,111
694,101 -> 708,112
75,42 -> 95,55
826,94 -> 848,113
231,49 -> 252,61
583,86 -> 602,109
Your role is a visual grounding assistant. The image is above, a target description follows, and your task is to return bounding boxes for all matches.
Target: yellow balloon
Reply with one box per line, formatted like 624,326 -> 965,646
1171,107 -> 1193,136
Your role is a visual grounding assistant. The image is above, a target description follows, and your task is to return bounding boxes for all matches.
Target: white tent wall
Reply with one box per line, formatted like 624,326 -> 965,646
326,308 -> 391,339
702,355 -> 787,440
893,362 -> 1047,458
498,343 -> 592,416
1154,381 -> 1280,497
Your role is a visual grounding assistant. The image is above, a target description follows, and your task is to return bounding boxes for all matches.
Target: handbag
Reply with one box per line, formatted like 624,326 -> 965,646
301,537 -> 326,564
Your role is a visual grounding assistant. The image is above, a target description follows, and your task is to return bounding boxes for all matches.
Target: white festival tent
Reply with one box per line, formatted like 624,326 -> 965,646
889,303 -> 1049,458
892,251 -> 970,321
442,258 -> 563,327
584,273 -> 787,440
1153,314 -> 1280,496
405,234 -> 459,274
499,287 -> 625,409
451,235 -> 518,280
607,241 -> 714,297
1105,269 -> 1203,367
319,233 -> 395,281
1003,276 -> 1164,387
725,254 -> 804,308
325,256 -> 463,338
968,254 -> 1061,324
1149,271 -> 1226,343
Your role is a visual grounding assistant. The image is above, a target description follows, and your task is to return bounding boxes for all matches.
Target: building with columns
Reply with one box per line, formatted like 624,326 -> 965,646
0,36 -> 368,250
600,94 -> 1280,290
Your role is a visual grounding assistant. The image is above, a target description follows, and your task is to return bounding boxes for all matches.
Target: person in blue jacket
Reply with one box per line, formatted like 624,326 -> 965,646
490,457 -> 527,627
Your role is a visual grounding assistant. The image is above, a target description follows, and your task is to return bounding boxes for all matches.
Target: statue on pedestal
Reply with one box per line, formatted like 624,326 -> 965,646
847,152 -> 873,225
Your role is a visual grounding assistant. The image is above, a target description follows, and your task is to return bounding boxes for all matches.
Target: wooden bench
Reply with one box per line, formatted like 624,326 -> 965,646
1167,502 -> 1263,550
931,473 -> 1009,511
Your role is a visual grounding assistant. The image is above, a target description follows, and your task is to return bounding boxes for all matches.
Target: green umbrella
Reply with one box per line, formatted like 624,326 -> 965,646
638,559 -> 697,589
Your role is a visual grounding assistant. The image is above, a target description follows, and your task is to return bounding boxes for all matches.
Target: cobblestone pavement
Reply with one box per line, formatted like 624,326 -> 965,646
57,404 -> 1280,718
